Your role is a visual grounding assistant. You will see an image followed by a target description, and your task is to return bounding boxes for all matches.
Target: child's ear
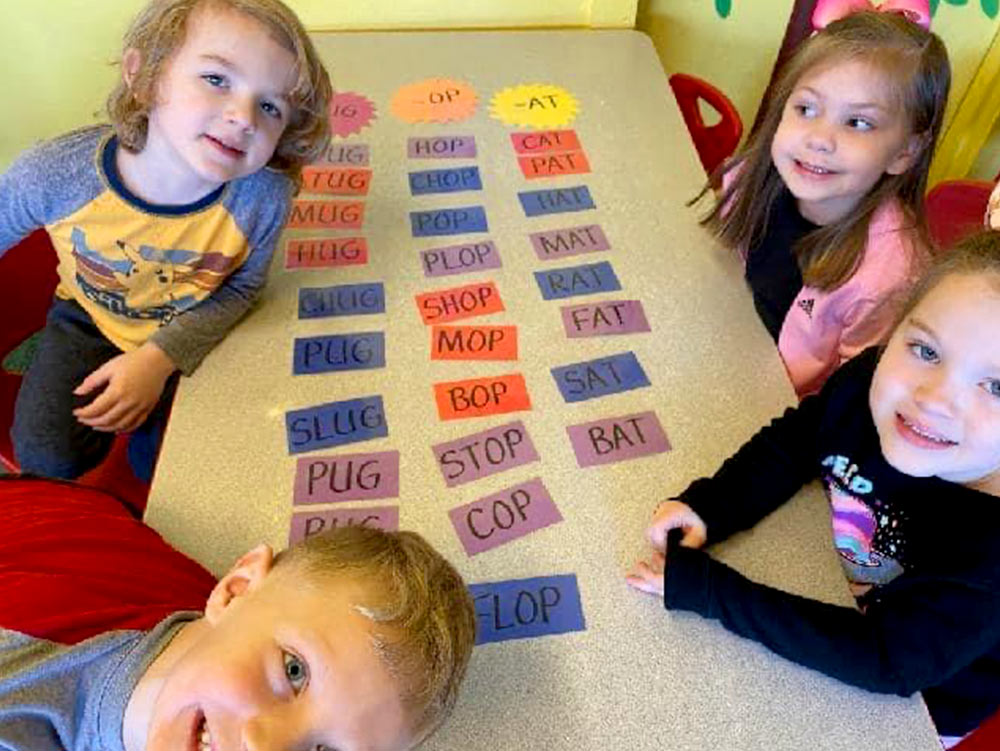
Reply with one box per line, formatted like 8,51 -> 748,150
204,543 -> 274,624
122,48 -> 142,90
886,131 -> 928,176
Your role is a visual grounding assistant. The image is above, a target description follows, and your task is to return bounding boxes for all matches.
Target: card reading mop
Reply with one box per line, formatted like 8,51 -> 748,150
470,573 -> 586,644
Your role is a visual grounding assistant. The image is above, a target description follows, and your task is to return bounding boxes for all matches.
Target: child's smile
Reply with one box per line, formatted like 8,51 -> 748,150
770,59 -> 920,225
118,3 -> 297,204
870,273 -> 1000,494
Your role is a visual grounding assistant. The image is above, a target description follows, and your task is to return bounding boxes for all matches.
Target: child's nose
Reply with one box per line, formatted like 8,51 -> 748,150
913,371 -> 960,417
225,95 -> 257,132
804,119 -> 835,153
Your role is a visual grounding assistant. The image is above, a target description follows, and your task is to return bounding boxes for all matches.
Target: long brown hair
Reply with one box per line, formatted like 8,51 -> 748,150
106,0 -> 332,189
700,12 -> 950,290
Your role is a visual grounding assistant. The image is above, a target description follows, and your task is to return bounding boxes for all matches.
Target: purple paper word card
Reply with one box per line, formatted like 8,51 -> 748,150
449,477 -> 562,556
566,411 -> 671,467
293,450 -> 400,505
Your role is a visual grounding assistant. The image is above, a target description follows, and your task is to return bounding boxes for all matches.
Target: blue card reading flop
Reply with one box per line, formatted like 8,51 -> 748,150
534,261 -> 621,300
518,185 -> 595,217
298,283 -> 385,319
409,166 -> 483,195
410,206 -> 488,237
293,332 -> 386,375
285,395 -> 388,454
469,574 -> 586,645
550,351 -> 650,403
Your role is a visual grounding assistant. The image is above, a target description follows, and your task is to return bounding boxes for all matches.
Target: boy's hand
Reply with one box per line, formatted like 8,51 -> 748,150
73,342 -> 176,433
625,501 -> 707,597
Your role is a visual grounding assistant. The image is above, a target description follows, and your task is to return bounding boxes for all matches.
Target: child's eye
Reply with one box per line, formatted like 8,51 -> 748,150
794,103 -> 816,118
202,73 -> 227,88
982,379 -> 1000,399
260,100 -> 283,120
846,117 -> 875,131
907,341 -> 938,362
282,649 -> 309,694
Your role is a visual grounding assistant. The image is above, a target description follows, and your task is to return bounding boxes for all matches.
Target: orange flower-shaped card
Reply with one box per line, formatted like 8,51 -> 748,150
391,78 -> 478,123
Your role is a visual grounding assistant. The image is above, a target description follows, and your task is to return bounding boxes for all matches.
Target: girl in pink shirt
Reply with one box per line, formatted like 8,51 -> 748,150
701,5 -> 949,397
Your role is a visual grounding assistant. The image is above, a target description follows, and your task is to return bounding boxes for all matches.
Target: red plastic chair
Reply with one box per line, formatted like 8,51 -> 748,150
669,72 -> 744,177
953,707 -> 1000,750
0,230 -> 150,515
925,179 -> 994,253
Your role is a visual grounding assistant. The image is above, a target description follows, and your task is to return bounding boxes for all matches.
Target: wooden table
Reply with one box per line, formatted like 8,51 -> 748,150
145,29 -> 941,751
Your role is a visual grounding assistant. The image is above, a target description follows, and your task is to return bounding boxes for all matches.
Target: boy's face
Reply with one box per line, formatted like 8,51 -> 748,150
135,547 -> 412,751
870,273 -> 1000,495
770,59 -> 920,225
135,3 -> 297,195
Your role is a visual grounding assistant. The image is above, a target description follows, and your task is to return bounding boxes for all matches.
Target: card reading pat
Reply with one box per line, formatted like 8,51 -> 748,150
470,574 -> 586,645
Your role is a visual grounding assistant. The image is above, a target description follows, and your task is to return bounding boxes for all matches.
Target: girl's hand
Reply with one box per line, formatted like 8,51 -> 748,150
626,551 -> 667,596
625,501 -> 707,597
646,500 -> 707,552
72,343 -> 176,433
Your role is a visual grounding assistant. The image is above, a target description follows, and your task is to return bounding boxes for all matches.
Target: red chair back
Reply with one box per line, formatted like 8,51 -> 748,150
925,180 -> 994,253
0,231 -> 150,515
0,231 -> 59,472
669,72 -> 744,177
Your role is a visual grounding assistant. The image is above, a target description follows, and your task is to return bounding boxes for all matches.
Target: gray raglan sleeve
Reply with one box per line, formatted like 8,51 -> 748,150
149,169 -> 293,375
0,128 -> 106,256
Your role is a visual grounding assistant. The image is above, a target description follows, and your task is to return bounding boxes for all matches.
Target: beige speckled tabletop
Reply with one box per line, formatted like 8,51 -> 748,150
144,30 -> 941,751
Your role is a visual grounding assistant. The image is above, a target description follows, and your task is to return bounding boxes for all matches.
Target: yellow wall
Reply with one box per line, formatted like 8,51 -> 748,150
636,0 -> 1000,183
0,0 -> 636,170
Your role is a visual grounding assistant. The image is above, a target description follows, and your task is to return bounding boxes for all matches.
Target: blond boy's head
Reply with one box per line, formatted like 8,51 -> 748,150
273,526 -> 477,744
128,526 -> 475,751
107,0 -> 331,185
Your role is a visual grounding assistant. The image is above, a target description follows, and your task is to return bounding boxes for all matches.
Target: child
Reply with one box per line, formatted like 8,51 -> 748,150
700,6 -> 950,397
0,0 -> 332,481
627,230 -> 1000,746
0,475 -> 476,751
